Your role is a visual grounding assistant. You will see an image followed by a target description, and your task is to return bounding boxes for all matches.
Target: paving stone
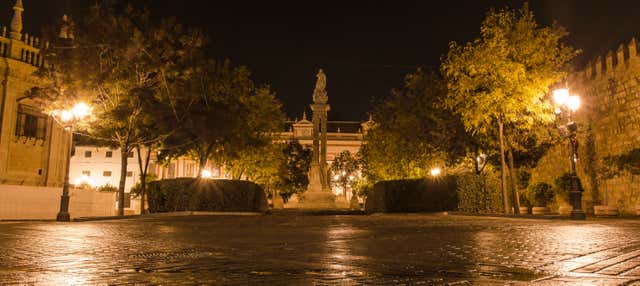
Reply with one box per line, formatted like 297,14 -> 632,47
1,214 -> 640,284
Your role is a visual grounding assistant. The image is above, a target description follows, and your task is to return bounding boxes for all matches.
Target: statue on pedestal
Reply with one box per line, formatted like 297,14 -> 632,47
296,68 -> 336,209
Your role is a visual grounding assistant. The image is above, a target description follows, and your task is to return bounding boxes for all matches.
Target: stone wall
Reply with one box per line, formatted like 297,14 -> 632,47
0,185 -> 117,219
532,38 -> 640,214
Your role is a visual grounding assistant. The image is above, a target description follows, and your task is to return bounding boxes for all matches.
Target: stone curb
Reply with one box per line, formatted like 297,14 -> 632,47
450,211 -> 640,221
72,211 -> 264,222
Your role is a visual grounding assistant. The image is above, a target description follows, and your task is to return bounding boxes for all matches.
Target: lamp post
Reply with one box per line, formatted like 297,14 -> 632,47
553,89 -> 586,220
51,102 -> 91,222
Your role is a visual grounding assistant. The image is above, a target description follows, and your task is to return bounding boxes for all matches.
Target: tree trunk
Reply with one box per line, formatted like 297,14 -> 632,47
507,147 -> 520,214
137,145 -> 152,215
118,144 -> 128,216
498,118 -> 511,214
197,154 -> 207,179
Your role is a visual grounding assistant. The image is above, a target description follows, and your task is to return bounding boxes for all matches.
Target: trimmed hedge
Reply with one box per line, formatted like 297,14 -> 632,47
147,178 -> 268,213
365,176 -> 458,213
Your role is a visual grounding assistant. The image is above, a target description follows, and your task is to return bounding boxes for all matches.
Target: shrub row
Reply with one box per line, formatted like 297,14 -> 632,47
365,176 -> 458,213
147,178 -> 268,213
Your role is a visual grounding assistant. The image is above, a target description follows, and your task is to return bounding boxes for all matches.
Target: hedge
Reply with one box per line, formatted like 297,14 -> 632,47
147,178 -> 268,213
456,171 -> 503,213
365,176 -> 457,213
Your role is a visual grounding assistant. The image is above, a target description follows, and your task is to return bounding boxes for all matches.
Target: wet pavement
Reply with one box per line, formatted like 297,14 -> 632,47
2,213 -> 640,285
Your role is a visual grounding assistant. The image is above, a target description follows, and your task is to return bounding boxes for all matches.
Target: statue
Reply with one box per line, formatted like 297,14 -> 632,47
313,69 -> 328,104
58,15 -> 75,40
314,69 -> 326,92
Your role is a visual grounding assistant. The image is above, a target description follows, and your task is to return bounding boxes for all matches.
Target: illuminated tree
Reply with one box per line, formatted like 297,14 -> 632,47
28,5 -> 203,215
162,60 -> 285,177
276,140 -> 311,201
441,4 -> 577,213
330,150 -> 360,200
361,69 -> 467,182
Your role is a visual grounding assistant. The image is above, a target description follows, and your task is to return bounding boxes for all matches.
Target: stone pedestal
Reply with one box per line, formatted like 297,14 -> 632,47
297,163 -> 336,208
349,195 -> 360,210
297,191 -> 336,209
272,193 -> 284,209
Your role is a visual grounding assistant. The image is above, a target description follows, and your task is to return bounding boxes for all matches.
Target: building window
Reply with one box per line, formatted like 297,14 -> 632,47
15,104 -> 47,140
82,170 -> 91,176
84,151 -> 92,158
167,163 -> 176,178
105,151 -> 113,158
126,171 -> 133,177
127,151 -> 134,158
184,162 -> 195,177
103,171 -> 112,177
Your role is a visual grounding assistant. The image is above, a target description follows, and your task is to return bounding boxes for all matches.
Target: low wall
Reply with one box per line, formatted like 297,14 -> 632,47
0,185 -> 117,220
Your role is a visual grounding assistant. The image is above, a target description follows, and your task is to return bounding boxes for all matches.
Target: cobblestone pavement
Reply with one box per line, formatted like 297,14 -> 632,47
2,213 -> 640,285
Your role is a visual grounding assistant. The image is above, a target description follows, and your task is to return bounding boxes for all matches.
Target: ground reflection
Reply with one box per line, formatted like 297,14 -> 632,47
321,222 -> 367,280
11,223 -> 106,284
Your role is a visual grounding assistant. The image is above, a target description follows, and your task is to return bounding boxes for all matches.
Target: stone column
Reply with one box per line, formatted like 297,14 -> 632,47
297,69 -> 336,209
320,105 -> 330,192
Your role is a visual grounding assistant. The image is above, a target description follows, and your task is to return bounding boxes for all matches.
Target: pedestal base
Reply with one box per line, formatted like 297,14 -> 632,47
272,194 -> 284,209
56,212 -> 70,222
296,191 -> 337,209
570,210 -> 586,220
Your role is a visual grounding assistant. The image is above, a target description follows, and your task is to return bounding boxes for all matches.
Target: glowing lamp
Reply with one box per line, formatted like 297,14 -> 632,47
201,169 -> 212,178
71,102 -> 91,120
60,110 -> 73,122
567,95 -> 580,112
553,88 -> 569,105
430,168 -> 442,177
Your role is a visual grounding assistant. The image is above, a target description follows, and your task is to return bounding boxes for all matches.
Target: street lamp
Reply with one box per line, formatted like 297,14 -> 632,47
553,88 -> 585,220
50,102 -> 92,222
430,167 -> 442,177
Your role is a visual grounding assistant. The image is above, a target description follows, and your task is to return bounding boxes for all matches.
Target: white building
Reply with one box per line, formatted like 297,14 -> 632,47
69,146 -> 225,191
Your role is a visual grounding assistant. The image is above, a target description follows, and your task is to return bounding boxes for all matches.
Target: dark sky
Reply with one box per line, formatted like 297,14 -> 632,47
3,0 -> 640,121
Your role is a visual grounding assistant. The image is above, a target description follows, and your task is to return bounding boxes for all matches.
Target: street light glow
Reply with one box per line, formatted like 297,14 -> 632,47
553,88 -> 569,105
60,110 -> 74,122
567,95 -> 580,112
430,168 -> 441,177
201,169 -> 212,178
72,102 -> 91,120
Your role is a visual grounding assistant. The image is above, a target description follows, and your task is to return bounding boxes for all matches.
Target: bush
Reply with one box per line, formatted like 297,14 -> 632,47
553,172 -> 573,202
526,182 -> 554,207
97,184 -> 118,193
456,172 -> 503,213
147,178 -> 268,213
365,176 -> 457,213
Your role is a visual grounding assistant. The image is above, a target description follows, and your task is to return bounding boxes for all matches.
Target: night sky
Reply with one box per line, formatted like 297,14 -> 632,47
3,0 -> 640,121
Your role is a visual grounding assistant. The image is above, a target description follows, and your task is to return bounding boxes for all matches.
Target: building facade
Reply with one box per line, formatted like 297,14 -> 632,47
70,145 -> 226,192
0,0 -> 68,187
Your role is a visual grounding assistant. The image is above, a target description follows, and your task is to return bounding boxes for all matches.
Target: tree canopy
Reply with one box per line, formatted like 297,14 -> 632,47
361,69 -> 467,182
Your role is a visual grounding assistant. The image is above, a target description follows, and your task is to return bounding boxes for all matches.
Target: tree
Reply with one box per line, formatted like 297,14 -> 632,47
163,59 -> 285,176
28,5 -> 202,216
275,140 -> 311,201
360,69 -> 467,182
441,4 -> 577,213
329,150 -> 360,201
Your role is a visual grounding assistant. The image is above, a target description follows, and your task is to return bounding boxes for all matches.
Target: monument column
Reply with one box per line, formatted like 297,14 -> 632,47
319,104 -> 329,192
297,69 -> 336,209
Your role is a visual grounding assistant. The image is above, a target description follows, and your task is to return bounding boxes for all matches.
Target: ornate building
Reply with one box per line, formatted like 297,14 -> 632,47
0,0 -> 68,186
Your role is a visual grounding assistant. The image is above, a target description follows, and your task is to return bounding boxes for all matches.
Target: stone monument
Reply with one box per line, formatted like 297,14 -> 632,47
297,69 -> 337,208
